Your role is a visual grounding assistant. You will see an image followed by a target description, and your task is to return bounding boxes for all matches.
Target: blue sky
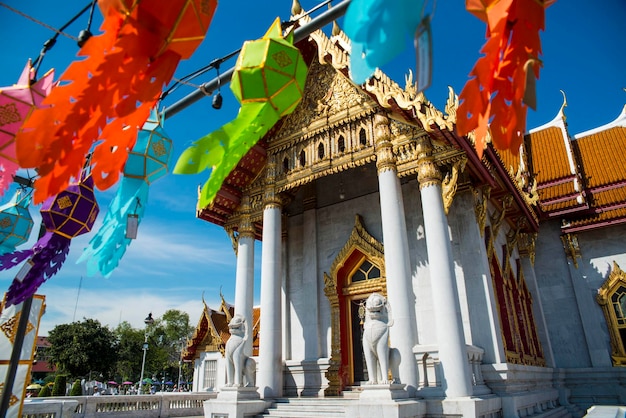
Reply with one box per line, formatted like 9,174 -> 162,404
0,0 -> 624,336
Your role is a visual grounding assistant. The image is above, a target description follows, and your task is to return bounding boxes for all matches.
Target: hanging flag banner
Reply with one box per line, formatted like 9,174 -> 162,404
0,175 -> 99,307
0,294 -> 45,418
457,0 -> 548,157
174,18 -> 308,208
14,0 -> 217,204
0,190 -> 34,255
344,0 -> 424,84
78,109 -> 172,277
0,61 -> 54,197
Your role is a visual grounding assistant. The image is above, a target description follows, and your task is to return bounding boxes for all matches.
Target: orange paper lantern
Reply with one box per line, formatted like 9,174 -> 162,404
15,0 -> 217,203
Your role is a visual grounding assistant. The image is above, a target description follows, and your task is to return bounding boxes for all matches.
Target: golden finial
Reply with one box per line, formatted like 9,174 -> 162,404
291,0 -> 302,16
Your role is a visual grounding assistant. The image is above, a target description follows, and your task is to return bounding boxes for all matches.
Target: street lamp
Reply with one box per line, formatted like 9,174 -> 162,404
177,338 -> 186,391
138,313 -> 154,394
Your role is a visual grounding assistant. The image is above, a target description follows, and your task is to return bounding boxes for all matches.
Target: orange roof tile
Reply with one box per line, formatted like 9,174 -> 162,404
528,126 -> 572,185
574,126 -> 626,189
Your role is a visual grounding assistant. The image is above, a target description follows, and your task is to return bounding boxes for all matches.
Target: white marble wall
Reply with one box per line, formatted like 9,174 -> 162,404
535,220 -> 626,368
534,221 -> 595,367
286,191 -> 383,362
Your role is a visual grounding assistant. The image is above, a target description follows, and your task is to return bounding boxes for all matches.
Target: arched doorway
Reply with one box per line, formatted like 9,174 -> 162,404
323,215 -> 386,395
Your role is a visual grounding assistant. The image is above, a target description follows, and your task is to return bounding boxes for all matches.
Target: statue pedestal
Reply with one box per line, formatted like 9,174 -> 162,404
203,387 -> 270,418
359,383 -> 409,400
345,384 -> 426,418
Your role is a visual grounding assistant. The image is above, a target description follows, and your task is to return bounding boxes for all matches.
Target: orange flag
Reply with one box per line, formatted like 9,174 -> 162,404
15,0 -> 217,203
457,0 -> 549,158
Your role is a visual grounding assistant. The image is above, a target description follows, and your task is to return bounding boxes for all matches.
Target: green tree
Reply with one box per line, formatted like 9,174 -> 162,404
144,310 -> 191,385
38,383 -> 52,397
113,321 -> 144,383
70,379 -> 82,396
47,318 -> 119,379
52,375 -> 67,396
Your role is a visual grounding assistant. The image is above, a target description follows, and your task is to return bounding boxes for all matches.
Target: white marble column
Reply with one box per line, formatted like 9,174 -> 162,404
281,225 -> 291,360
258,159 -> 283,399
374,114 -> 419,396
416,137 -> 473,397
234,194 -> 255,357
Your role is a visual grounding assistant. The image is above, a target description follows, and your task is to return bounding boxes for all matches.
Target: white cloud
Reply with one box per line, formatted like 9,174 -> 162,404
36,284 -> 229,336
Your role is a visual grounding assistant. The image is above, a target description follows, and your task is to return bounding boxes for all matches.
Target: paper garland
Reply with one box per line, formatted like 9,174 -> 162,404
14,0 -> 217,204
174,18 -> 308,208
77,110 -> 172,277
0,175 -> 99,307
344,0 -> 424,84
457,0 -> 547,157
0,62 -> 54,196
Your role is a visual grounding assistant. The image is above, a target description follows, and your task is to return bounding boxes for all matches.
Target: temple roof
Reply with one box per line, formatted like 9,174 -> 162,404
182,296 -> 260,361
524,103 -> 626,232
194,6 -> 625,239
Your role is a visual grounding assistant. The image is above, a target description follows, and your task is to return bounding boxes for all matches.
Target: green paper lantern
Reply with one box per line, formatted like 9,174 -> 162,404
174,18 -> 309,207
230,18 -> 307,117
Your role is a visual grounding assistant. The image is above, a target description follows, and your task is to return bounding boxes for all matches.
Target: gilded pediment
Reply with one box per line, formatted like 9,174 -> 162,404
271,57 -> 377,145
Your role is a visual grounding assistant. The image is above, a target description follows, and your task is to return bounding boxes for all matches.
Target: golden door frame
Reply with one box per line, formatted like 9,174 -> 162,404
323,214 -> 386,395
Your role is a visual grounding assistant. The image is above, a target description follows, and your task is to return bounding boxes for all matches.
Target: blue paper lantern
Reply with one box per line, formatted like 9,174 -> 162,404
78,108 -> 173,277
124,111 -> 172,185
0,190 -> 34,254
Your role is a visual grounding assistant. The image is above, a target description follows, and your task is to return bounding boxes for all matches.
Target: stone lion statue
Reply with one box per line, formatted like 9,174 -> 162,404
225,314 -> 256,387
362,293 -> 400,384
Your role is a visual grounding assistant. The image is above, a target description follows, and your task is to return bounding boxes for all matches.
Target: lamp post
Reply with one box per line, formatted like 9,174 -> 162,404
138,313 -> 154,394
177,338 -> 185,391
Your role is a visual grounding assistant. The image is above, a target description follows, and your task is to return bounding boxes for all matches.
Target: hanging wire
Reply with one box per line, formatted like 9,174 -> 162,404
159,50 -> 240,102
0,2 -> 78,41
31,1 -> 94,79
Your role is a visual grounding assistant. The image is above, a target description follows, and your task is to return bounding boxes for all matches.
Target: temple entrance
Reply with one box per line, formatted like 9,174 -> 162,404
323,215 -> 386,395
349,297 -> 367,384
342,258 -> 384,386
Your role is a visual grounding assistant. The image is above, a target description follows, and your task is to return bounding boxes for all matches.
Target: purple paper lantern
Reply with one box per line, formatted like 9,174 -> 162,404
40,174 -> 99,239
1,174 -> 100,306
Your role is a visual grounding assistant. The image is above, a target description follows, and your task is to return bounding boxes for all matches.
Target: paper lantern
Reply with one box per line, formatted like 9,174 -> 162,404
0,175 -> 99,307
0,190 -> 34,254
78,109 -> 172,278
0,61 -> 54,196
123,110 -> 172,185
231,26 -> 308,116
174,18 -> 308,207
15,0 -> 217,204
457,0 -> 547,157
344,0 -> 423,84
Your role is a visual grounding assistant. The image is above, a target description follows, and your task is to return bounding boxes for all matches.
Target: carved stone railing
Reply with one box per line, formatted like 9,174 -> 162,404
413,344 -> 492,397
22,392 -> 217,418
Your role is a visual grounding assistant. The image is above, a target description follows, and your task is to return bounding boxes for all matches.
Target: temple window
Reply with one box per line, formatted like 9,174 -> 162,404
351,259 -> 381,283
487,232 -> 545,366
318,142 -> 325,159
299,150 -> 306,167
203,359 -> 217,390
597,262 -> 626,365
338,135 -> 345,153
359,128 -> 367,146
283,157 -> 289,173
